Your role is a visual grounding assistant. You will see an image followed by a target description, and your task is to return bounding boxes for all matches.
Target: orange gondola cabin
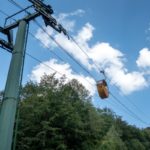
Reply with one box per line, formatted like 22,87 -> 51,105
97,80 -> 109,99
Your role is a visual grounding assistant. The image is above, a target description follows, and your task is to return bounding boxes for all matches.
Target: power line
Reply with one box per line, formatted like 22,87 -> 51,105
96,90 -> 149,126
0,7 -> 64,63
29,32 -> 64,62
1,3 -> 96,91
70,36 -> 105,74
4,0 -> 96,88
26,51 -> 96,88
29,32 -> 96,87
70,34 -> 150,123
69,28 -> 149,120
30,10 -> 148,125
0,9 -> 9,17
34,20 -> 97,81
111,82 -> 150,120
8,0 -> 28,11
90,92 -> 149,126
67,20 -> 150,122
110,92 -> 150,126
26,52 -> 64,76
14,51 -> 150,126
6,0 -> 150,126
8,0 -> 97,81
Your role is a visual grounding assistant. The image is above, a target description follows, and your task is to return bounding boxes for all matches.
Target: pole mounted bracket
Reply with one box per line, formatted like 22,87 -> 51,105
0,27 -> 13,51
28,0 -> 70,39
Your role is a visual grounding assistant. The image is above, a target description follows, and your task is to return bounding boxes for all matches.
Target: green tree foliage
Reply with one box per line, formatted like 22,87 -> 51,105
12,74 -> 150,150
16,74 -> 106,150
99,125 -> 127,150
126,139 -> 145,150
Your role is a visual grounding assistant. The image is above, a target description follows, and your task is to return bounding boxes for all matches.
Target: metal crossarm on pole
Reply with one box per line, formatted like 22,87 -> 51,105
4,12 -> 40,31
28,0 -> 69,37
0,1 -> 69,149
0,38 -> 13,51
28,0 -> 54,15
0,26 -> 13,51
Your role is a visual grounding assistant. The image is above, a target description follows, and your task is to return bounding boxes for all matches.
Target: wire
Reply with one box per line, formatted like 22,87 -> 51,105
70,32 -> 150,122
95,93 -> 149,126
0,9 -> 9,17
69,28 -> 149,119
7,0 -> 150,126
110,92 -> 150,126
29,32 -> 96,87
34,20 -> 97,81
26,52 -> 64,76
29,32 -> 64,62
70,36 -> 104,74
68,21 -> 150,122
96,91 -> 149,126
8,0 -> 97,81
8,0 -> 28,12
3,1 -> 96,90
111,83 -> 150,120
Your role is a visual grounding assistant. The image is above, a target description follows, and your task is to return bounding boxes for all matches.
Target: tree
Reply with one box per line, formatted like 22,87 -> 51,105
126,139 -> 145,150
16,74 -> 104,150
99,125 -> 127,150
13,74 -> 150,150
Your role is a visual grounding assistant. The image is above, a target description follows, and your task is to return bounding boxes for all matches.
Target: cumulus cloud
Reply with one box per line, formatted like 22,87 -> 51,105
35,9 -> 86,49
32,10 -> 149,95
106,66 -> 147,94
57,9 -> 85,21
88,42 -> 148,94
89,42 -> 124,68
30,59 -> 96,96
56,9 -> 85,31
76,23 -> 94,44
136,48 -> 150,68
54,23 -> 95,70
35,26 -> 56,48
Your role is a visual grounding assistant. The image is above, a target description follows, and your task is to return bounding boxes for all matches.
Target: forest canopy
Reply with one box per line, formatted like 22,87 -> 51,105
6,74 -> 150,150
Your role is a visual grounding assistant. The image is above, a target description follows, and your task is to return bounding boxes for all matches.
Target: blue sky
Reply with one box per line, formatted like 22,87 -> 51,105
1,0 -> 150,128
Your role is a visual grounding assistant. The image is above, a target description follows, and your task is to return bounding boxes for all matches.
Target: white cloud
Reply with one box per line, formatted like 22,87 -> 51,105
69,9 -> 85,16
106,66 -> 147,94
30,59 -> 96,96
89,42 -> 124,69
32,10 -> 149,95
88,42 -> 148,94
136,48 -> 150,68
56,9 -> 85,31
35,26 -> 56,48
54,23 -> 94,70
35,9 -> 86,49
76,23 -> 94,43
57,9 -> 85,21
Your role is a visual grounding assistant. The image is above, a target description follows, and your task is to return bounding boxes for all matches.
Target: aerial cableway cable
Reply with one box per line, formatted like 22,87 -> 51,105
26,51 -> 150,126
66,15 -> 150,122
110,92 -> 150,126
34,20 -> 97,81
6,0 -> 150,126
3,1 -> 97,88
8,0 -> 97,81
28,32 -> 96,88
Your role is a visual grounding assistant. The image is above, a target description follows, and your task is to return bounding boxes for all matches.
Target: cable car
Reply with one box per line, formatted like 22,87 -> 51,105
97,80 -> 109,99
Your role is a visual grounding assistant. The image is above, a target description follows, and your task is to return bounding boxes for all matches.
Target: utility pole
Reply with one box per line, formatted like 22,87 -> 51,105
0,20 -> 28,150
0,1 -> 68,150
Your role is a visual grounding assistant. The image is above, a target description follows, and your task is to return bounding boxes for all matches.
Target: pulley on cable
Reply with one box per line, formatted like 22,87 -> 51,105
96,70 -> 109,99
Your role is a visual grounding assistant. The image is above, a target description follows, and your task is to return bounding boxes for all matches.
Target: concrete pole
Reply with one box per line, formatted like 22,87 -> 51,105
0,20 -> 28,150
